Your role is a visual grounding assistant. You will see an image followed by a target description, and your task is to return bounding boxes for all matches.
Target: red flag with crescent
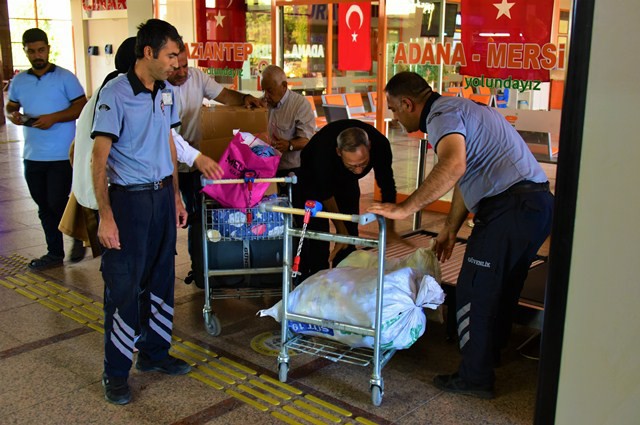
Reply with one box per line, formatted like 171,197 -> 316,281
196,0 -> 246,70
338,2 -> 371,71
460,0 -> 554,81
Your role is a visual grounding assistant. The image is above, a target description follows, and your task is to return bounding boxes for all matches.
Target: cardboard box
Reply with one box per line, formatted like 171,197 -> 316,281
199,105 -> 276,196
200,105 -> 268,161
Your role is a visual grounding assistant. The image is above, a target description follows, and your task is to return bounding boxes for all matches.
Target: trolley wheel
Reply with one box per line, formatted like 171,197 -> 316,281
278,362 -> 289,382
203,311 -> 221,336
371,385 -> 383,406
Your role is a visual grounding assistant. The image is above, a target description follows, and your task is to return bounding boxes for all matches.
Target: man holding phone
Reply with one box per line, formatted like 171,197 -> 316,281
6,28 -> 88,269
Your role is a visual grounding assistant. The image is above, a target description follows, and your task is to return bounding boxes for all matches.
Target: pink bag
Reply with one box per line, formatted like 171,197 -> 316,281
202,132 -> 280,208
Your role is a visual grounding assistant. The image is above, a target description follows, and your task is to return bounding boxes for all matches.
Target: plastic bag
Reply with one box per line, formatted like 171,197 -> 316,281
258,266 -> 445,350
337,247 -> 441,282
201,131 -> 280,208
337,248 -> 445,323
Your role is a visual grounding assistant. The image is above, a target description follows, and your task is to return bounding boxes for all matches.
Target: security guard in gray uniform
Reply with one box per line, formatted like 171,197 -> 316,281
91,19 -> 189,405
370,71 -> 553,399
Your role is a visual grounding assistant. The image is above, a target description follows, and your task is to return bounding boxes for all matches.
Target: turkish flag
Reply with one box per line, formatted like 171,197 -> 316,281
461,0 -> 554,81
338,2 -> 371,71
196,0 -> 246,69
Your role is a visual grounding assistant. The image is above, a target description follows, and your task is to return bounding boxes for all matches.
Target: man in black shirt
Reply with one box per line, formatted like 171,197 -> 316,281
297,119 -> 397,279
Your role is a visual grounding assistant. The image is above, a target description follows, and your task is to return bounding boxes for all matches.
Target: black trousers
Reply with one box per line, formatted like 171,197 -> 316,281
456,188 -> 554,387
102,183 -> 177,377
297,178 -> 359,280
24,159 -> 73,258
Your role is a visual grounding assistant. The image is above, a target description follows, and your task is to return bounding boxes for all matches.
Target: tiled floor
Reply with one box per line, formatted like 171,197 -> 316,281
0,118 -> 554,424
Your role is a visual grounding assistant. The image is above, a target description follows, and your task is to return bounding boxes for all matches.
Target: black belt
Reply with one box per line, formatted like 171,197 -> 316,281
110,176 -> 172,192
482,180 -> 549,204
504,180 -> 550,195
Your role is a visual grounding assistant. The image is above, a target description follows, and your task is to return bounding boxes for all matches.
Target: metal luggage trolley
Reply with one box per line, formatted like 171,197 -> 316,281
200,175 -> 296,336
260,201 -> 393,406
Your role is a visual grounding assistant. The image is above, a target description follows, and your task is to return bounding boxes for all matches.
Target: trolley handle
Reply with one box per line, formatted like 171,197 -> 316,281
260,203 -> 377,226
200,175 -> 297,186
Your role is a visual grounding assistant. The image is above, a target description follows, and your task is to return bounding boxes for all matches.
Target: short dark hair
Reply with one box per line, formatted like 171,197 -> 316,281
22,28 -> 48,46
385,71 -> 432,103
135,19 -> 183,59
115,37 -> 137,73
337,127 -> 370,152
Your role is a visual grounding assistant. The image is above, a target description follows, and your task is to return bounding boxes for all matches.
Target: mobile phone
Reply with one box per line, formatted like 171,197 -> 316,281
22,117 -> 38,127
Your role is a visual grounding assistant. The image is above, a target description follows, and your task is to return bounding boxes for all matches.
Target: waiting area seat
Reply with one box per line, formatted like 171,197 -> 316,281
517,130 -> 558,163
321,94 -> 346,106
305,95 -> 327,131
321,104 -> 351,123
344,93 -> 367,114
321,92 -> 390,133
441,90 -> 459,97
367,91 -> 378,113
469,93 -> 493,105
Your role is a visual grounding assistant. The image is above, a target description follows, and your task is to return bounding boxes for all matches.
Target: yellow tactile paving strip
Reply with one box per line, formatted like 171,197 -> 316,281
0,254 -> 32,276
0,255 -> 380,425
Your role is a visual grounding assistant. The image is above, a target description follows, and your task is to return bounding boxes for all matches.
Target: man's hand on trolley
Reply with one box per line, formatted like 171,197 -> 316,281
367,202 -> 412,220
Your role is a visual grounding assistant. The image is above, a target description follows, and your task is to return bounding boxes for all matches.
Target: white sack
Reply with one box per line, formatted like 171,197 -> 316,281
337,248 -> 445,323
258,266 -> 445,350
337,247 -> 441,283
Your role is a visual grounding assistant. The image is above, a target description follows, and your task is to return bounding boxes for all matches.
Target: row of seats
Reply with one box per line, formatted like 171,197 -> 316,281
444,83 -> 500,106
304,92 -> 385,132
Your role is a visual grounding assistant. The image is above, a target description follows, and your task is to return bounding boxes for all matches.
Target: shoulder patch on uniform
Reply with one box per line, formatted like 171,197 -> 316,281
427,112 -> 442,125
98,104 -> 111,111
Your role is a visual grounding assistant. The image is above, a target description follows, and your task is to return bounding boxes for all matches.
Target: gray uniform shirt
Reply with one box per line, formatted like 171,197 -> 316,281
424,94 -> 547,213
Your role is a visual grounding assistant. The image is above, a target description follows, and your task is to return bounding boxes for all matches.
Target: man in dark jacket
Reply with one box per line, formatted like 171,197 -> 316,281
297,119 -> 397,279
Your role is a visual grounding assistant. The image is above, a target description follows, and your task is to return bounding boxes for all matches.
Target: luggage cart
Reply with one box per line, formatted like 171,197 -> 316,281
260,201 -> 393,406
200,175 -> 296,336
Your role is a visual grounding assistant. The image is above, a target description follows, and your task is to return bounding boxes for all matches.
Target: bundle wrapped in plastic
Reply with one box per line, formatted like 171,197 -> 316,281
337,247 -> 444,324
258,249 -> 445,350
337,247 -> 441,282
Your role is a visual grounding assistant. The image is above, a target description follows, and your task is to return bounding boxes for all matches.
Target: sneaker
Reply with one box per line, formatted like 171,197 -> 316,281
135,354 -> 191,375
28,254 -> 64,271
102,373 -> 131,405
433,373 -> 494,399
69,239 -> 86,262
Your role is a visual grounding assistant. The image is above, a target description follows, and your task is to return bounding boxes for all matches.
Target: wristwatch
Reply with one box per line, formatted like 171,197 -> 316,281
288,141 -> 294,151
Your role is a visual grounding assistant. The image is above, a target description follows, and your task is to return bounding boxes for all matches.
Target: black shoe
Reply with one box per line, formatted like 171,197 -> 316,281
102,373 -> 131,405
69,239 -> 86,262
136,354 -> 191,375
184,270 -> 194,285
28,253 -> 64,270
433,373 -> 494,399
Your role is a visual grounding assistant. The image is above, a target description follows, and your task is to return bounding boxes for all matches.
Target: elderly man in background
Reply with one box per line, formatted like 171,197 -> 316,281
260,65 -> 315,186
